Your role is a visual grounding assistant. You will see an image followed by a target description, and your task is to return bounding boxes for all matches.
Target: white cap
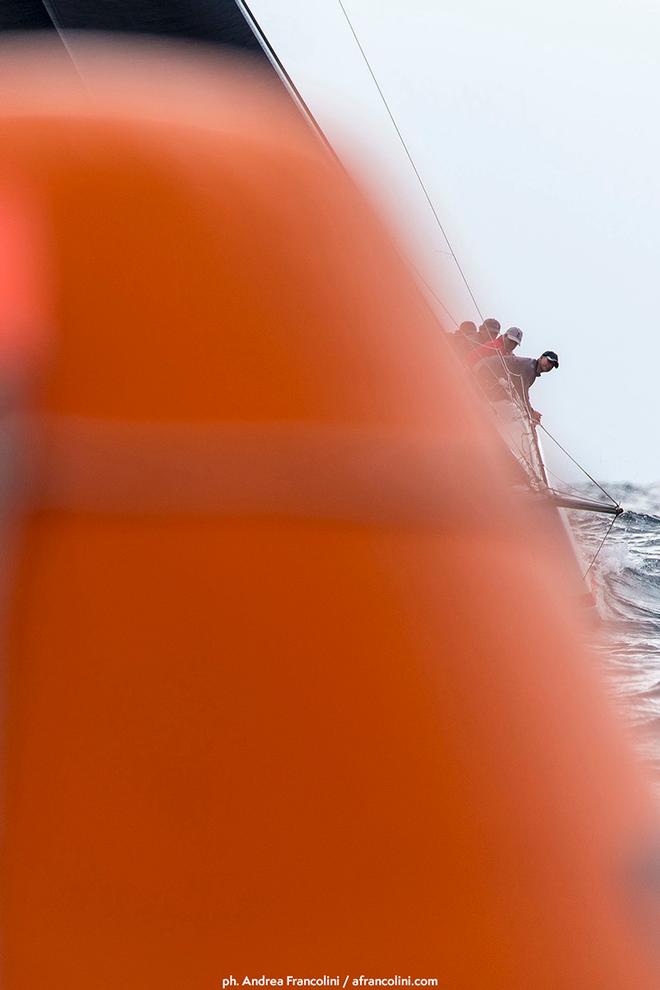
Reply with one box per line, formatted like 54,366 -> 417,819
504,326 -> 523,344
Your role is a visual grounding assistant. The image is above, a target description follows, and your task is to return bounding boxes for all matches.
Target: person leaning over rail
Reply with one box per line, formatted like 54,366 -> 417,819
474,349 -> 559,425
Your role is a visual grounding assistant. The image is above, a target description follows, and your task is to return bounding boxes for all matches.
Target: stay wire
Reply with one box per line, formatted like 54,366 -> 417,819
538,423 -> 619,507
335,0 -> 484,323
543,462 -> 592,499
583,513 -> 618,579
490,364 -> 615,504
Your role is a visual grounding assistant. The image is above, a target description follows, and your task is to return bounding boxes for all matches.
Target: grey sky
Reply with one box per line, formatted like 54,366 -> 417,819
251,0 -> 659,484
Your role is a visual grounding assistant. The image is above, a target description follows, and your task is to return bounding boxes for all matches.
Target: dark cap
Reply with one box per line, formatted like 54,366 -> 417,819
482,318 -> 501,332
458,320 -> 478,334
541,350 -> 559,368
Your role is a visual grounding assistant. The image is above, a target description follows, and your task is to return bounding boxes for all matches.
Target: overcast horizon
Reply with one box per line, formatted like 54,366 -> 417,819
251,0 -> 659,485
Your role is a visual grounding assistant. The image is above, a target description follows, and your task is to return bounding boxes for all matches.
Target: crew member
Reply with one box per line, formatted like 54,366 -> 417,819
467,325 -> 522,366
491,325 -> 522,356
475,349 -> 559,424
449,320 -> 479,359
476,317 -> 501,343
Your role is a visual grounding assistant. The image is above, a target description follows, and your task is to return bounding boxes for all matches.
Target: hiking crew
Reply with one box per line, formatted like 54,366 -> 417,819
448,316 -> 558,426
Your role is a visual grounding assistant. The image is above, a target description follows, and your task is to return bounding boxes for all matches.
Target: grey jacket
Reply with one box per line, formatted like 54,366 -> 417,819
474,355 -> 539,408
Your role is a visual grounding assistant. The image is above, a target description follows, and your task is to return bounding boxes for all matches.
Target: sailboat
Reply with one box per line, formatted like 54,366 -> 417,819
231,0 -> 623,602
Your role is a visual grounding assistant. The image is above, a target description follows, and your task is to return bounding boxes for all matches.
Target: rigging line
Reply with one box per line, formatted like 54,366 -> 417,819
538,423 -> 619,506
501,367 -> 615,507
239,0 -> 458,331
516,379 -> 549,485
543,463 -> 592,499
39,0 -> 90,93
474,354 -> 613,510
469,339 -> 523,425
473,357 -> 544,478
470,375 -> 542,482
335,0 -> 484,323
583,513 -> 618,579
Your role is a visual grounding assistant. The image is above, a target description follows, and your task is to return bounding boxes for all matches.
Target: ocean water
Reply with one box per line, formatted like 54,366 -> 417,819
569,484 -> 660,777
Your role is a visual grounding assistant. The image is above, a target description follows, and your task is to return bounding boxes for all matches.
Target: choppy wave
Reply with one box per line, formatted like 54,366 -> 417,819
569,484 -> 660,775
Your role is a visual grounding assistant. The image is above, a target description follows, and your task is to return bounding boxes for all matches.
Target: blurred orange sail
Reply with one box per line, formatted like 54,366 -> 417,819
1,42 -> 659,990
